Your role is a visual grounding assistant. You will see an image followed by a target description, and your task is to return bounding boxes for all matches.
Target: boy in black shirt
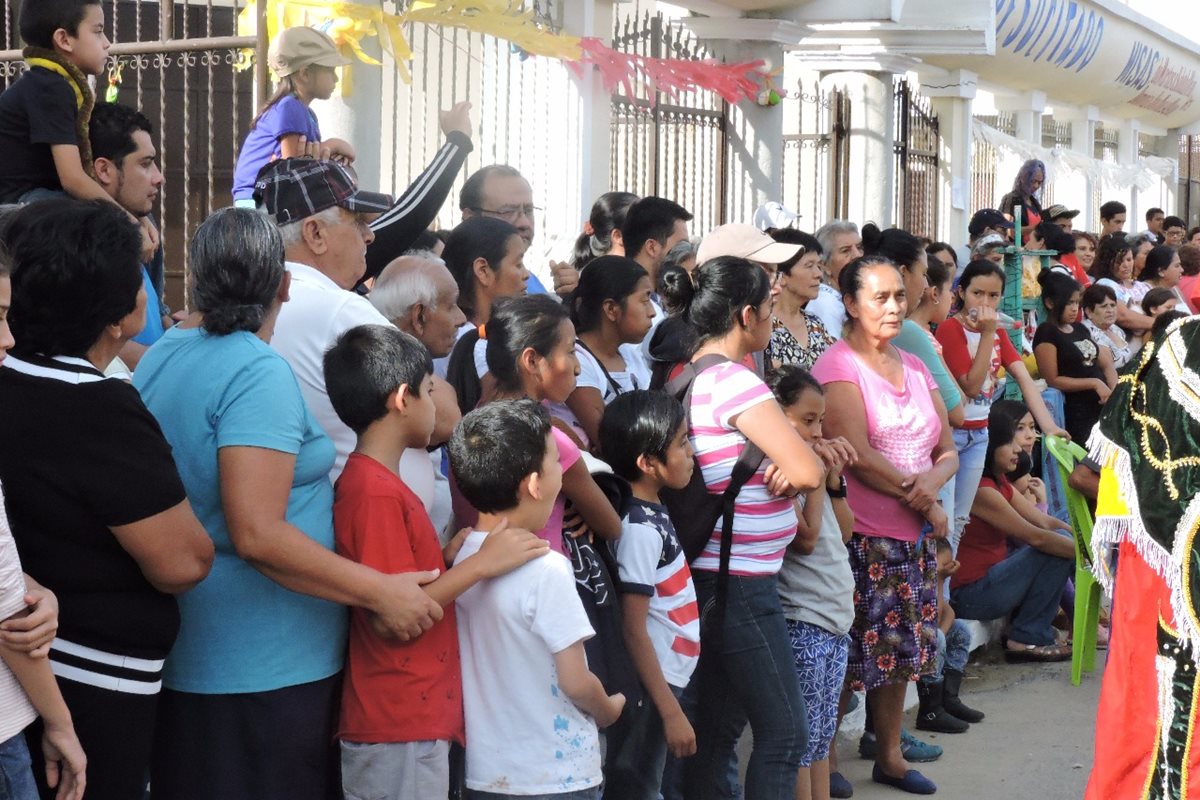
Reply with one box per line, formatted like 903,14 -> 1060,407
0,1 -> 156,256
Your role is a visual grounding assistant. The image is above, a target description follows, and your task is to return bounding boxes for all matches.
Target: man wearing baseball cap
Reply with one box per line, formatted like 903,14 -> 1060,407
257,158 -> 442,484
957,209 -> 1013,267
1044,203 -> 1080,233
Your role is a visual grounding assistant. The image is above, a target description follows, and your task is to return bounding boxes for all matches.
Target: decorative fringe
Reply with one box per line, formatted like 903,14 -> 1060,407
1088,429 -> 1200,668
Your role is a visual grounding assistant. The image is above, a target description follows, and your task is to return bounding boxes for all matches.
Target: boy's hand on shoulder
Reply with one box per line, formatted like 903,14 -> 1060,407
595,692 -> 625,729
476,518 -> 550,578
663,709 -> 697,758
442,527 -> 471,566
373,570 -> 443,641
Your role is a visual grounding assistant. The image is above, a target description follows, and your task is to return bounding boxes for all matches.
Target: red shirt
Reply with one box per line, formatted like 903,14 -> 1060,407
935,317 -> 1021,429
334,453 -> 463,744
952,475 -> 1013,589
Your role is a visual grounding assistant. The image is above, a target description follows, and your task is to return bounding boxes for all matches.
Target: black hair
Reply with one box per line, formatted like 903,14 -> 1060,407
926,241 -> 957,266
441,216 -> 521,321
324,324 -> 434,435
459,165 -> 523,212
769,228 -> 821,274
1151,309 -> 1189,339
1165,216 -> 1187,231
568,255 -> 648,334
19,0 -> 99,49
766,364 -> 824,409
955,259 -> 1006,300
6,199 -> 140,358
671,255 -> 770,345
621,197 -> 693,259
1008,450 -> 1034,483
924,247 -> 954,290
89,103 -> 153,165
1081,282 -> 1117,311
0,205 -> 22,279
408,229 -> 442,253
837,254 -> 902,303
450,399 -> 552,514
1100,200 -> 1127,220
990,398 -> 1032,432
573,191 -> 639,269
1142,287 -> 1178,316
1147,207 -> 1165,222
1037,222 -> 1076,257
485,294 -> 571,393
657,263 -> 692,316
1141,245 -> 1178,282
599,390 -> 686,483
1037,269 -> 1081,322
985,406 -> 1019,480
189,207 -> 285,336
860,223 -> 923,270
1091,235 -> 1133,281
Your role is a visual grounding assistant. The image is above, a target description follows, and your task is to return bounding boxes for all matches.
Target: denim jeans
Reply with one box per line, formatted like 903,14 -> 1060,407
951,427 -> 989,554
470,789 -> 598,800
605,685 -> 684,800
660,681 -> 740,800
928,620 -> 971,679
950,544 -> 1074,646
0,731 -> 37,800
683,572 -> 806,800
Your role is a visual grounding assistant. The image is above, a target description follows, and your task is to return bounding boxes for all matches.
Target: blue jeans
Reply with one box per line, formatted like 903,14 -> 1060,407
951,427 -> 988,553
950,544 -> 1074,646
660,682 -> 740,800
0,732 -> 37,800
929,620 -> 971,678
683,572 -> 806,800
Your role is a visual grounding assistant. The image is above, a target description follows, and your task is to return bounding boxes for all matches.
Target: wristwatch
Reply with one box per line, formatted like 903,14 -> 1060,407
827,475 -> 848,498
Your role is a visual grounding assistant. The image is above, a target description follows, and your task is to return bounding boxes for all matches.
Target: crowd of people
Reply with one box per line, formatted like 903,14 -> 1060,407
0,1 -> 1185,799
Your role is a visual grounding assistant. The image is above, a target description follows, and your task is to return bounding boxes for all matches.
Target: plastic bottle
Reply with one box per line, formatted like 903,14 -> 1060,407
968,308 -> 1023,330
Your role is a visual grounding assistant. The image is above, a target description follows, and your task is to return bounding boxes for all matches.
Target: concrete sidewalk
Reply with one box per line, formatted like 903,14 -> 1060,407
832,649 -> 1102,799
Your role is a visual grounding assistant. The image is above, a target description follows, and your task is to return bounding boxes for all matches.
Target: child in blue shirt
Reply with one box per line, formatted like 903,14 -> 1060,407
232,26 -> 355,204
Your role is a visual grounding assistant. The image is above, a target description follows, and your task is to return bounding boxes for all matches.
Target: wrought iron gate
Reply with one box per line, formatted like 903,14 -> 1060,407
608,8 -> 727,236
893,78 -> 939,239
1,0 -> 266,311
1179,135 -> 1200,228
781,79 -> 849,228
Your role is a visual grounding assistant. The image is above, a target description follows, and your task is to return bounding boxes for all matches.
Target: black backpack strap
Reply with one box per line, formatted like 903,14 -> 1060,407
575,338 -> 626,400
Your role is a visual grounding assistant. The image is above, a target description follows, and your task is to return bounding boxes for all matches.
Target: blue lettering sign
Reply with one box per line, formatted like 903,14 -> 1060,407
994,0 -> 1105,73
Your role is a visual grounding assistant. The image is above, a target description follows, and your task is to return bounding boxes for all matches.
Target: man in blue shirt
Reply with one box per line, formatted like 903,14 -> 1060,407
88,102 -> 171,369
459,164 -> 550,295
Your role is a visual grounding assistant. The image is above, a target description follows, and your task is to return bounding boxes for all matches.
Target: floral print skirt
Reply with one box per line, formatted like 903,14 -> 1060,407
844,533 -> 939,691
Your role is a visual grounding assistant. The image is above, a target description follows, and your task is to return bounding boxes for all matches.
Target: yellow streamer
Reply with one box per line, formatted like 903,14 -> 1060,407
238,0 -> 581,85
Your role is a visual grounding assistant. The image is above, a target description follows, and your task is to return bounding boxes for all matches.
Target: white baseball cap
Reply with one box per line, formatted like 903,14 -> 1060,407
696,223 -> 802,266
753,201 -> 799,232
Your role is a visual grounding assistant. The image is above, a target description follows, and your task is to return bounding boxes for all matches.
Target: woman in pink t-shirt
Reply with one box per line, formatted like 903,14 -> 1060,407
813,256 -> 958,796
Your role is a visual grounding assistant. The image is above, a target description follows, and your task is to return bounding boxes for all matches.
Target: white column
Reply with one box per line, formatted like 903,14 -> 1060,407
821,70 -> 895,227
921,69 -> 976,245
1056,105 -> 1099,232
564,0 -> 614,219
1120,118 -> 1142,227
996,90 -> 1046,147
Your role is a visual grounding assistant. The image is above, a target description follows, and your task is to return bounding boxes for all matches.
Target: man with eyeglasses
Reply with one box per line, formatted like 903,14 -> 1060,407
458,164 -> 550,294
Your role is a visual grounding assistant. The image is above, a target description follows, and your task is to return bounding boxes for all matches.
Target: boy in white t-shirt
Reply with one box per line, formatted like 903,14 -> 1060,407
448,399 -> 625,800
599,390 -> 701,800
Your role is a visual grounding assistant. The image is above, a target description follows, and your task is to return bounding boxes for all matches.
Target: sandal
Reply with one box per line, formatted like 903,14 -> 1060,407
1005,641 -> 1072,662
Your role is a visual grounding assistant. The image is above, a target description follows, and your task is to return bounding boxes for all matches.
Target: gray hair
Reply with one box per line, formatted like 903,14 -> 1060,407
190,207 -> 285,336
665,238 -> 696,265
370,254 -> 445,323
814,220 -> 859,264
277,206 -> 343,249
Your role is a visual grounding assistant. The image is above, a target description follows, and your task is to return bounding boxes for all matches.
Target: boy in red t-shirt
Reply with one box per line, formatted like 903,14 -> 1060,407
324,324 -> 549,799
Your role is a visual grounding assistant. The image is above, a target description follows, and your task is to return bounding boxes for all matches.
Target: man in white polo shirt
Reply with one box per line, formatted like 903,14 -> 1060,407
256,158 -> 458,485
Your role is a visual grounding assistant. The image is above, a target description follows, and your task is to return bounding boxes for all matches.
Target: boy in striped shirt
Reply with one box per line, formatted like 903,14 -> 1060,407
600,390 -> 701,800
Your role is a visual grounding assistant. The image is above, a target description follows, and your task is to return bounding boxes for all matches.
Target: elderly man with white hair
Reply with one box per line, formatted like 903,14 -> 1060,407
370,251 -> 467,537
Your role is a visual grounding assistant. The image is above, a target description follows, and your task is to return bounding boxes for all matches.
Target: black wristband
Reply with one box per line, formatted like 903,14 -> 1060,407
827,475 -> 848,498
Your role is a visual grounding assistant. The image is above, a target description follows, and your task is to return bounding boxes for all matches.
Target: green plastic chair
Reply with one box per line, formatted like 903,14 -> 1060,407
1044,434 -> 1102,686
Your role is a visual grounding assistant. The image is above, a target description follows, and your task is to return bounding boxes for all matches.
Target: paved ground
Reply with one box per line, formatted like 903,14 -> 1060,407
830,648 -> 1102,799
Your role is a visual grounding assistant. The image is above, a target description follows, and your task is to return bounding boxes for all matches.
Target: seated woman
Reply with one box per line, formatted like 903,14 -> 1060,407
950,408 -> 1076,662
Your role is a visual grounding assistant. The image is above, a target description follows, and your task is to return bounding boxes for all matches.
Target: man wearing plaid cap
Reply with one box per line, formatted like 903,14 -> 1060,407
260,158 -> 457,487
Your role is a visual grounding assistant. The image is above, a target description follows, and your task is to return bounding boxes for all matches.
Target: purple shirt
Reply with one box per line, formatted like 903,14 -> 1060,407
232,95 -> 321,200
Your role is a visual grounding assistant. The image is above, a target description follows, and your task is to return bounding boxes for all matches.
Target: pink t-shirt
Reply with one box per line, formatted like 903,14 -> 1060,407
689,362 -> 798,577
450,424 -> 580,556
811,340 -> 942,542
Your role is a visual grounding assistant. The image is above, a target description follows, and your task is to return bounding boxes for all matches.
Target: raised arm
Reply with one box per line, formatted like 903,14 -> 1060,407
1007,359 -> 1070,439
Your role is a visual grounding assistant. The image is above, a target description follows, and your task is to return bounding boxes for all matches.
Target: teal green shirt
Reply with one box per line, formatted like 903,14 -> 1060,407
893,319 -> 963,412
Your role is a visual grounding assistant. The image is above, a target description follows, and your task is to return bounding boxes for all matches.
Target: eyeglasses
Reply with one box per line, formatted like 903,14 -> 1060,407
472,205 -> 541,223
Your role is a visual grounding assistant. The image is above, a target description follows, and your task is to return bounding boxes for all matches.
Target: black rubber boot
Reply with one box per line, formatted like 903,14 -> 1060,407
915,679 -> 969,733
943,668 -> 985,723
